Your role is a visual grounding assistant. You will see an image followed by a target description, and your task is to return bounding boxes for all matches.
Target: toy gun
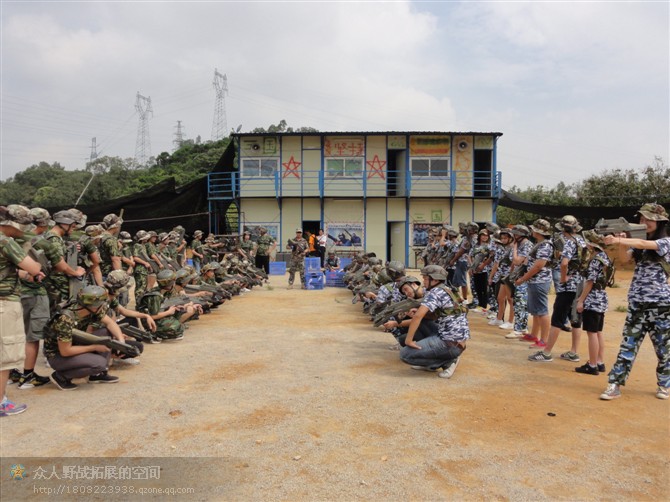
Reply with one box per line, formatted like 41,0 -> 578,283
160,296 -> 193,311
501,263 -> 527,292
184,283 -> 232,300
65,241 -> 85,300
27,247 -> 51,276
117,322 -> 153,343
595,217 -> 647,240
373,298 -> 422,327
72,328 -> 140,358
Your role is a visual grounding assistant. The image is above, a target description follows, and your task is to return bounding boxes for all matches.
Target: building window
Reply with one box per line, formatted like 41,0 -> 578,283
411,158 -> 450,177
325,157 -> 363,178
242,158 -> 278,177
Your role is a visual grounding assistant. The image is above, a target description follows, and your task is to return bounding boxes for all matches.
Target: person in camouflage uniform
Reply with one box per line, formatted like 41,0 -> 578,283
44,285 -> 121,390
117,230 -> 136,308
488,228 -> 515,329
145,231 -> 162,288
238,231 -> 255,260
137,270 -> 184,341
42,210 -> 87,310
98,213 -> 123,278
505,225 -> 532,338
287,228 -> 310,289
0,205 -> 44,416
69,208 -> 103,287
254,227 -> 276,274
600,203 -> 670,401
190,230 -> 205,273
132,230 -> 153,303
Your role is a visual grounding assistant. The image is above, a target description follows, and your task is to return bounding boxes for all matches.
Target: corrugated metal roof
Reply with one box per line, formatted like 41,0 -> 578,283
232,131 -> 503,137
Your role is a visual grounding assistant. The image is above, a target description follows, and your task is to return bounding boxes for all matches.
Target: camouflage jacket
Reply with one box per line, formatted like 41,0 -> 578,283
44,306 -> 107,359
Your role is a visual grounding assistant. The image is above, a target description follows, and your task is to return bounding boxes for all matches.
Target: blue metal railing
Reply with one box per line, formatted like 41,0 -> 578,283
208,169 -> 502,199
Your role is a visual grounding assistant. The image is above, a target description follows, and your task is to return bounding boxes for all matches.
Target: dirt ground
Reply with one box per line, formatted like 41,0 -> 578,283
1,269 -> 669,501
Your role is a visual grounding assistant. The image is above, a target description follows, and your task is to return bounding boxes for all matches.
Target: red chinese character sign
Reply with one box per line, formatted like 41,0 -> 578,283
282,156 -> 301,179
366,155 -> 386,180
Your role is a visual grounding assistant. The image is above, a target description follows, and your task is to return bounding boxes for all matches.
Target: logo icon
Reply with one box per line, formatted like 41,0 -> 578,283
10,464 -> 26,480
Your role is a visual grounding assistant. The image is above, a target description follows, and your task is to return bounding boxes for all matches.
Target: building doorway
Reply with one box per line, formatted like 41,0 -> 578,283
387,222 -> 406,264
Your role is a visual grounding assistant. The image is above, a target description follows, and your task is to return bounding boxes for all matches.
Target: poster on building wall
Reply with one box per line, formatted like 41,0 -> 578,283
409,135 -> 451,156
325,223 -> 364,248
412,223 -> 443,247
324,137 -> 365,157
243,223 -> 279,243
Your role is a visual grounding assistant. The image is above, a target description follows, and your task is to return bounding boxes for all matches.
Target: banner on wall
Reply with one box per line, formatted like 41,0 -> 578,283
412,223 -> 443,247
325,223 -> 364,248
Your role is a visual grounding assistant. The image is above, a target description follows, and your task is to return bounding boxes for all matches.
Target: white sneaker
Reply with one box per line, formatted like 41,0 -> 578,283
488,319 -> 503,326
656,386 -> 669,400
410,365 -> 438,372
498,322 -> 514,330
486,312 -> 497,320
438,357 -> 461,379
505,331 -> 523,339
114,358 -> 140,366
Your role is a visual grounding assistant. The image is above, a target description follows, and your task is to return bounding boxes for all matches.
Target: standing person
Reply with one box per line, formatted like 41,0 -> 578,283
400,265 -> 470,379
448,222 -> 477,303
517,219 -> 553,351
317,229 -> 328,267
98,213 -> 123,277
305,231 -> 317,257
0,205 -> 44,416
287,229 -> 309,289
470,229 -> 493,312
504,225 -> 532,338
574,230 -> 612,375
190,230 -> 205,273
489,228 -> 515,329
254,227 -> 276,275
238,231 -> 255,261
600,203 -> 670,400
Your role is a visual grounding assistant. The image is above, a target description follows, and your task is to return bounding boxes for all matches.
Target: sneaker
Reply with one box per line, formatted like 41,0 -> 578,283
528,351 -> 553,362
88,372 -> 119,384
0,398 -> 27,417
149,336 -> 162,344
438,357 -> 461,379
7,369 -> 22,385
521,334 -> 539,343
114,357 -> 140,366
17,371 -> 51,389
529,340 -> 547,349
486,312 -> 497,320
505,331 -> 525,339
597,363 -> 606,372
600,383 -> 621,400
488,319 -> 503,326
287,284 -> 293,290
410,365 -> 438,372
50,371 -> 78,391
560,351 -> 580,362
575,363 -> 599,375
388,343 -> 400,351
656,386 -> 669,400
498,322 -> 514,330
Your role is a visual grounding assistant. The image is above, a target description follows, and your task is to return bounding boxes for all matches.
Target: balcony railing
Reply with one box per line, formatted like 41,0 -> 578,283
208,169 -> 502,200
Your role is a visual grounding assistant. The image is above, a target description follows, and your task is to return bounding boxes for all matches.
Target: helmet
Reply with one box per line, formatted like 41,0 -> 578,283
511,224 -> 531,238
104,270 -> 130,290
194,230 -> 204,238
387,261 -> 405,280
68,208 -> 87,228
555,215 -> 582,233
0,204 -> 34,230
85,225 -> 104,237
530,219 -> 552,237
77,285 -> 108,308
398,275 -> 422,289
53,210 -> 77,225
499,228 -> 514,239
147,231 -> 158,238
135,230 -> 149,242
478,229 -> 490,236
421,265 -> 448,281
156,269 -> 177,287
29,207 -> 52,227
637,202 -> 669,222
119,231 -> 132,243
102,213 -> 123,230
582,229 -> 605,250
201,263 -> 218,274
485,222 -> 500,234
368,257 -> 381,266
158,232 -> 168,242
376,269 -> 393,285
175,269 -> 192,285
467,221 -> 480,233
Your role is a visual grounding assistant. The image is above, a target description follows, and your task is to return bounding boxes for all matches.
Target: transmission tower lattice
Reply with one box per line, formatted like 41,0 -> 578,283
89,137 -> 98,163
211,69 -> 228,141
134,92 -> 153,165
173,120 -> 186,151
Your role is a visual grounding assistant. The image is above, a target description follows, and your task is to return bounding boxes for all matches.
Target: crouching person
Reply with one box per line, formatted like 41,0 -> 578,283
400,265 -> 470,379
45,286 -> 120,390
137,270 -> 184,341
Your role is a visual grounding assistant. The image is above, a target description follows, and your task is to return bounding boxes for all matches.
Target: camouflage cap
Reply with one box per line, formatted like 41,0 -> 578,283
85,224 -> 104,237
29,207 -> 52,227
0,205 -> 34,231
466,221 -> 480,232
582,230 -> 605,251
102,213 -> 123,230
68,208 -> 87,228
156,269 -> 177,286
53,210 -> 77,226
201,263 -> 218,273
499,228 -> 514,239
530,219 -> 552,237
511,224 -> 531,238
295,228 -> 303,233
119,231 -> 132,243
485,222 -> 500,234
77,285 -> 108,308
158,232 -> 169,242
175,269 -> 191,285
135,230 -> 150,242
104,270 -> 130,290
555,215 -> 582,233
193,230 -> 204,237
147,230 -> 158,238
637,202 -> 668,222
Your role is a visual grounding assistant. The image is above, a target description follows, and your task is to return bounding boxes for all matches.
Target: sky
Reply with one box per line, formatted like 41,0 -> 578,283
1,1 -> 668,190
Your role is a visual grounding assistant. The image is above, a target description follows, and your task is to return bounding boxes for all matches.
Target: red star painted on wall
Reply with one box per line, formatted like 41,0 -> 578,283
366,154 -> 386,180
282,156 -> 301,179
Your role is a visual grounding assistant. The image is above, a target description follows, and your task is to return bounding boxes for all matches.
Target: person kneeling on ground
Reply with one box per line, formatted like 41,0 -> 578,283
137,270 -> 185,341
400,265 -> 470,379
45,285 -> 122,390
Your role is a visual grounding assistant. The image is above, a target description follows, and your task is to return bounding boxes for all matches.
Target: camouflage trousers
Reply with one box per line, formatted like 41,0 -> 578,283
488,283 -> 499,314
608,303 -> 670,388
134,269 -> 148,304
513,283 -> 529,332
155,316 -> 184,339
288,258 -> 305,285
469,274 -> 478,307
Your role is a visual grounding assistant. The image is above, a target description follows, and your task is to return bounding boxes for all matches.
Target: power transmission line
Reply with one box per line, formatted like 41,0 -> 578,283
134,92 -> 153,165
211,69 -> 228,141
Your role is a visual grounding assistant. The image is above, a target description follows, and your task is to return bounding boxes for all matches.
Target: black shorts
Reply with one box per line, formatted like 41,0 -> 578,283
550,291 -> 576,328
582,310 -> 605,333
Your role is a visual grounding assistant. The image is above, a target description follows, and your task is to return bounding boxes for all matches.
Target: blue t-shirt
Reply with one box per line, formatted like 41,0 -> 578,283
628,237 -> 670,306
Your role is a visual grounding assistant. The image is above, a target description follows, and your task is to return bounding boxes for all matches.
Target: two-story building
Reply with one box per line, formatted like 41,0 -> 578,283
209,131 -> 503,266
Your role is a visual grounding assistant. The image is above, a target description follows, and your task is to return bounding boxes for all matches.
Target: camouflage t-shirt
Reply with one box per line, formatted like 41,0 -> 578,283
493,244 -> 512,282
527,240 -> 553,284
98,233 -> 121,276
19,235 -> 60,297
555,235 -> 587,293
0,232 -> 27,301
42,230 -> 71,301
44,306 -> 108,359
628,237 -> 670,306
584,251 -> 609,313
421,286 -> 470,342
256,234 -> 276,256
138,286 -> 163,316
